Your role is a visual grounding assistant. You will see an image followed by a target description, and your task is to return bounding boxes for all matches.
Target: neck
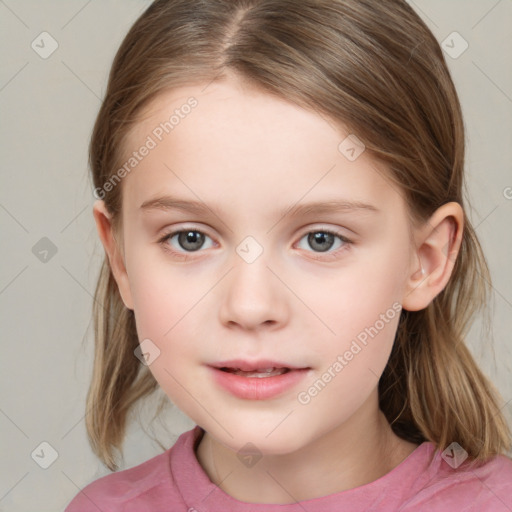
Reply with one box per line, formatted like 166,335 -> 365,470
195,391 -> 419,504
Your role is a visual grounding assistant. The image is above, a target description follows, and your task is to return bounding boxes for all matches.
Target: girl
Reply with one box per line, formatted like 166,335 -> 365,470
65,0 -> 512,510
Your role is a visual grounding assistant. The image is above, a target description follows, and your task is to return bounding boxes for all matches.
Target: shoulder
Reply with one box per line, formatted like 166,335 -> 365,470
404,449 -> 512,511
64,428 -> 200,511
64,450 -> 171,511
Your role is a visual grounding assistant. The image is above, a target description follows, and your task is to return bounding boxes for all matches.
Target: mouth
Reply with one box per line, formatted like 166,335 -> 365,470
208,360 -> 311,400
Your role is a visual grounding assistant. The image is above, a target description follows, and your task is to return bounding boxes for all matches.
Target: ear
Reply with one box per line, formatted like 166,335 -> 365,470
402,202 -> 464,312
92,200 -> 134,310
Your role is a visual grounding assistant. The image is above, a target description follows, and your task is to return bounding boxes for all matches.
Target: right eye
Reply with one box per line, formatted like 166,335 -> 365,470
158,228 -> 215,256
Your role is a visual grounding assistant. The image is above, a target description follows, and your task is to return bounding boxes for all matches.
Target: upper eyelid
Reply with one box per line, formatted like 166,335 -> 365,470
160,223 -> 351,236
159,224 -> 216,242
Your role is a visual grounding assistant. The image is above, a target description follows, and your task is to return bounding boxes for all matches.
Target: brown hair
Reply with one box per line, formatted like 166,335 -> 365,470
86,0 -> 511,471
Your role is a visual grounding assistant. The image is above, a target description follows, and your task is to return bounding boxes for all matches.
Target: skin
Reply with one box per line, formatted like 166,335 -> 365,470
93,75 -> 463,504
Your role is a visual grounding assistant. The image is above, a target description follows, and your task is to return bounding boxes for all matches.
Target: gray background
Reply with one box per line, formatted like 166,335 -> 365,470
0,1 -> 511,510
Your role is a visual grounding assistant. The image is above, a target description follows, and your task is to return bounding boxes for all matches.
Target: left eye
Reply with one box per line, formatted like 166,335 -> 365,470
296,230 -> 351,254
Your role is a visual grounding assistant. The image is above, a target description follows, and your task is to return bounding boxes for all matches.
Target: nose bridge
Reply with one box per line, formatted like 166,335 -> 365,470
218,239 -> 288,330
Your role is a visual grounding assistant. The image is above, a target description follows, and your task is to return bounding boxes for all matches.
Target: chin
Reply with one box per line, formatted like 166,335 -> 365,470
204,415 -> 315,456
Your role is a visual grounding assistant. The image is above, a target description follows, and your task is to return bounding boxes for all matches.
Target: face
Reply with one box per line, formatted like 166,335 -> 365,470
108,76 -> 418,454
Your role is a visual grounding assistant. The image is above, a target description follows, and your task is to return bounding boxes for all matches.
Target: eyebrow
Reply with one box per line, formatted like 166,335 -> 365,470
140,195 -> 380,218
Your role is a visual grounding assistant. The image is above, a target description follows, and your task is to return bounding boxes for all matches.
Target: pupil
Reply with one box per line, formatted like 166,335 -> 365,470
309,232 -> 333,252
180,231 -> 204,251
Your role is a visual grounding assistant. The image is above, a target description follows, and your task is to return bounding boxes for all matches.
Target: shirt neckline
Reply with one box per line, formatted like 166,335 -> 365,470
170,425 -> 438,511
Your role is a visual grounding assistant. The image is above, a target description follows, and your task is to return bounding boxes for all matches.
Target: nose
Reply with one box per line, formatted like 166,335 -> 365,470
218,254 -> 289,332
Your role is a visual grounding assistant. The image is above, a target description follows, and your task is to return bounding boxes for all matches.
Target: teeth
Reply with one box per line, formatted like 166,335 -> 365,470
228,367 -> 289,378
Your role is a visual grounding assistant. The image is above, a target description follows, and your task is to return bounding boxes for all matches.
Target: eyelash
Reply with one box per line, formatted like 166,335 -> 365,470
157,227 -> 353,261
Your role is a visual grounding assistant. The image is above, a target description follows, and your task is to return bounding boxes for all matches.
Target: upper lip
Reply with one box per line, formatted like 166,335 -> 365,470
209,359 -> 308,371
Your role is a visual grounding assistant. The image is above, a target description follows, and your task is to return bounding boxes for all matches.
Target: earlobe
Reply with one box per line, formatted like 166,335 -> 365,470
92,200 -> 134,310
402,202 -> 464,312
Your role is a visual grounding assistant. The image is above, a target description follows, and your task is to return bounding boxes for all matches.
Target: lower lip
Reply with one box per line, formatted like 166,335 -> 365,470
208,366 -> 310,400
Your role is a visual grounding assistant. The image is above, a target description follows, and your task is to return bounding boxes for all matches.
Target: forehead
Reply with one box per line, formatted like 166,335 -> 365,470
120,78 -> 406,221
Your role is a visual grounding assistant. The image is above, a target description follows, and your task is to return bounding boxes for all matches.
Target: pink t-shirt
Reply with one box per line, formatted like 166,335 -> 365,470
65,425 -> 512,511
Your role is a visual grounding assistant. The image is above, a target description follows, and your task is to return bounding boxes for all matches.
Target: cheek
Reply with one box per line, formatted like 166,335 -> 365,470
126,241 -> 193,322
126,261 -> 208,413
297,276 -> 401,423
296,246 -> 406,393
125,248 -> 214,374
303,248 -> 406,340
